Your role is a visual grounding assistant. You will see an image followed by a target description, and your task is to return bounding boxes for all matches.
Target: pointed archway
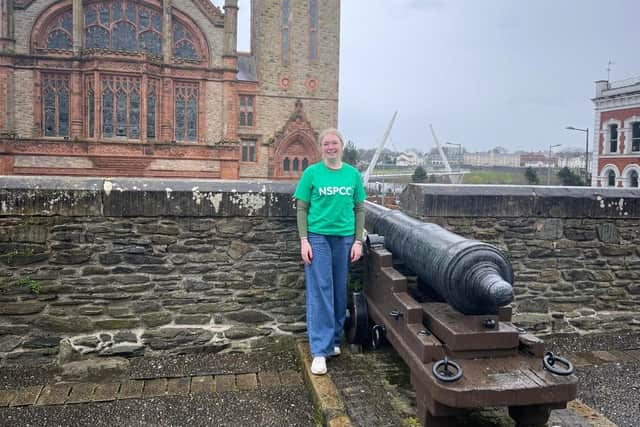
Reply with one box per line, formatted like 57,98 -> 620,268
269,100 -> 321,179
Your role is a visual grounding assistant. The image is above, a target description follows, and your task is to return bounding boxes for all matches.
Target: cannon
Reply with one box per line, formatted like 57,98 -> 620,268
364,201 -> 514,315
346,201 -> 577,427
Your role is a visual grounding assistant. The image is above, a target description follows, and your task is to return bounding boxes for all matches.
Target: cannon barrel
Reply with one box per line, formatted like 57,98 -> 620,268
364,201 -> 514,315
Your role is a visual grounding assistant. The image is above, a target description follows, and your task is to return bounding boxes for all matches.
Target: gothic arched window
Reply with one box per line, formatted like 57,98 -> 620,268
293,158 -> 300,171
607,170 -> 616,187
84,1 -> 162,56
283,157 -> 290,171
173,21 -> 199,60
302,158 -> 309,170
42,74 -> 70,137
175,82 -> 199,142
101,75 -> 141,138
45,10 -> 73,50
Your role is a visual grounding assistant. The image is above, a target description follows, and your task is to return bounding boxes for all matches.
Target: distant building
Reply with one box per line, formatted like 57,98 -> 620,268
557,153 -> 592,171
592,77 -> 640,188
395,151 -> 422,167
520,153 -> 555,168
424,145 -> 463,170
463,152 -> 520,167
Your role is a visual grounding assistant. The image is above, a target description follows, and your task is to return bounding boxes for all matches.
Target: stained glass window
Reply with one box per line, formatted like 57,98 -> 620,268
84,2 -> 163,56
112,21 -> 137,51
147,79 -> 158,139
309,0 -> 318,61
173,21 -> 199,60
86,77 -> 95,138
45,10 -> 73,50
140,30 -> 162,55
86,26 -> 109,49
42,74 -> 70,137
175,82 -> 199,142
282,0 -> 290,64
101,75 -> 141,139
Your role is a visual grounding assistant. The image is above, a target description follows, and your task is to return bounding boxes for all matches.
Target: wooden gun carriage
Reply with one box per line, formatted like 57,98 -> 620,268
345,202 -> 577,426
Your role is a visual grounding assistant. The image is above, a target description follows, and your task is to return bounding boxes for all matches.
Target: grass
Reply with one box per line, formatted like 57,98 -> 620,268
463,170 -> 527,185
15,277 -> 41,294
368,167 -> 566,185
463,169 -> 562,185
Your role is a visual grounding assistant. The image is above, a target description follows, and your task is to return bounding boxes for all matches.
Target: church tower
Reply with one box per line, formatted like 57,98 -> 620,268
248,0 -> 341,178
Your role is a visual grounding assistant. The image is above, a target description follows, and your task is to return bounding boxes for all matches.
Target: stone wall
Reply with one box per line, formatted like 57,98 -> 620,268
400,184 -> 640,336
5,179 -> 640,366
0,177 -> 304,366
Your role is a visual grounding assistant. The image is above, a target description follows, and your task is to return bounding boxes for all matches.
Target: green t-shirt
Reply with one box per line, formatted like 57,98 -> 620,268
294,162 -> 366,236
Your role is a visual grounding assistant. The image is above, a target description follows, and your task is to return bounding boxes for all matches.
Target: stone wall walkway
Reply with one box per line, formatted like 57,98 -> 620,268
0,347 -> 317,427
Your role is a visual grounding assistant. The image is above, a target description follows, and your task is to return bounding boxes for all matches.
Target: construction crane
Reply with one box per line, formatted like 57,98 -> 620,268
363,111 -> 398,185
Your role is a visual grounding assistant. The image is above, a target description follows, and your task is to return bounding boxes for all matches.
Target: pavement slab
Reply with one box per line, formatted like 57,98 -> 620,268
9,386 -> 42,407
236,373 -> 257,391
142,378 -> 167,398
66,383 -> 96,404
0,389 -> 14,407
258,371 -> 281,388
623,349 -> 640,362
190,375 -> 215,394
215,374 -> 236,392
166,377 -> 190,396
35,384 -> 71,406
118,380 -> 144,400
92,383 -> 121,402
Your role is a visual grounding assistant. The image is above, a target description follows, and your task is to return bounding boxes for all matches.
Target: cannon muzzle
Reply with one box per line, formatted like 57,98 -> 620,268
364,201 -> 514,315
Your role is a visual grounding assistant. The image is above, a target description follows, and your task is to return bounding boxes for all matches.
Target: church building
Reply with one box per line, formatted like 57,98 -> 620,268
0,0 -> 340,179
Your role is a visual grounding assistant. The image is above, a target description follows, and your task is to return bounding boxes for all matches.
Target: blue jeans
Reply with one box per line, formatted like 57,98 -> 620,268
305,232 -> 354,357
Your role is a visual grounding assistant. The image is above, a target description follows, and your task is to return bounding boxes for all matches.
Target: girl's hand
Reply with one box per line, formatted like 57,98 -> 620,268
350,241 -> 363,263
301,238 -> 313,265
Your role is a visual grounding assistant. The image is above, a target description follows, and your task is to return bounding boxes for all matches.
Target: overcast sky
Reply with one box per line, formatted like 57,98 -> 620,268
217,0 -> 640,153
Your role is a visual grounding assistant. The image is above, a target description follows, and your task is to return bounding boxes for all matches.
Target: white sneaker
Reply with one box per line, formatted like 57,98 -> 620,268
311,356 -> 327,375
331,346 -> 341,357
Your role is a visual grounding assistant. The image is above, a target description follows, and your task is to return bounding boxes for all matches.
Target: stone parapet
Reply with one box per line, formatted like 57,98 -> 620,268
0,177 -> 300,366
401,184 -> 640,218
0,176 -> 296,217
400,184 -> 640,336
